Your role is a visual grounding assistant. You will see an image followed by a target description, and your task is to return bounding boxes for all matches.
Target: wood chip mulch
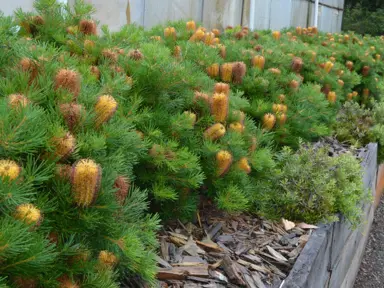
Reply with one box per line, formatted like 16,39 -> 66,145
156,204 -> 317,288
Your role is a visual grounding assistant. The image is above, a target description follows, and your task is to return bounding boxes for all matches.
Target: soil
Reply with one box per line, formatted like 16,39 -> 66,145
354,198 -> 384,288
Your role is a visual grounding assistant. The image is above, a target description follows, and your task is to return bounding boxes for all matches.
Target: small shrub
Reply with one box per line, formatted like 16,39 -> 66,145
256,145 -> 370,227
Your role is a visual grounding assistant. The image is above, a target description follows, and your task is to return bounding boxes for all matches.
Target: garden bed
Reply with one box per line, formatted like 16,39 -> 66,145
156,142 -> 377,288
282,143 -> 377,288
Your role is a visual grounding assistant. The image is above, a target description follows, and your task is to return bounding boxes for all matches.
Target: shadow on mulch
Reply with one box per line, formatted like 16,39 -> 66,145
354,198 -> 384,288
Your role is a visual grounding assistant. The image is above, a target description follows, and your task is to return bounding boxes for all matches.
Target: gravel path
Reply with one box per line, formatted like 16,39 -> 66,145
354,199 -> 384,288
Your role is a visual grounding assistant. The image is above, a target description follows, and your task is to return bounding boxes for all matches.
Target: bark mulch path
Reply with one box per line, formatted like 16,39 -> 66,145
354,198 -> 384,288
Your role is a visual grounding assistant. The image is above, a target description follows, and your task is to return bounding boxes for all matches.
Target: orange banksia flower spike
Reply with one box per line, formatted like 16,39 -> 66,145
71,159 -> 101,207
79,19 -> 97,35
94,95 -> 118,127
54,69 -> 81,99
210,93 -> 229,122
216,150 -> 233,177
204,123 -> 226,140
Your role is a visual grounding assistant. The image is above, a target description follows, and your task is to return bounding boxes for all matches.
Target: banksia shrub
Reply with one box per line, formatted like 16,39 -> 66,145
204,123 -> 226,140
216,150 -> 232,177
94,95 -> 118,127
220,63 -> 233,82
0,160 -> 21,181
210,93 -> 228,122
71,159 -> 101,207
14,203 -> 42,225
79,19 -> 97,35
54,69 -> 81,99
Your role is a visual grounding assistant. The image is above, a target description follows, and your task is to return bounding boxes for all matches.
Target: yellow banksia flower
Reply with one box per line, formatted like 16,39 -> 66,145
229,122 -> 244,133
164,27 -> 176,39
84,39 -> 95,51
210,93 -> 228,122
327,91 -> 337,103
347,93 -> 353,101
0,160 -> 21,181
204,32 -> 215,45
237,157 -> 251,174
277,113 -> 287,125
272,31 -> 281,40
8,94 -> 29,109
98,250 -> 118,268
324,61 -> 334,73
207,63 -> 220,78
263,113 -> 276,130
58,275 -> 79,288
204,123 -> 226,141
214,82 -> 230,96
216,150 -> 232,177
173,45 -> 182,58
251,55 -> 265,70
189,29 -> 205,42
15,204 -> 42,225
186,20 -> 196,31
71,159 -> 101,207
194,91 -> 210,106
269,68 -> 281,75
337,79 -> 344,87
212,29 -> 220,37
52,132 -> 76,160
296,26 -> 302,35
220,63 -> 233,82
95,95 -> 118,127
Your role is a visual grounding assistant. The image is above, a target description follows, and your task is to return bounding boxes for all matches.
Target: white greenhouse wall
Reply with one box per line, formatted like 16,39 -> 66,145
1,0 -> 345,33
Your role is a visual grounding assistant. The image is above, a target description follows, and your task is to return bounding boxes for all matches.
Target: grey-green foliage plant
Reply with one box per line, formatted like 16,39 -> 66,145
255,145 -> 370,227
334,101 -> 384,162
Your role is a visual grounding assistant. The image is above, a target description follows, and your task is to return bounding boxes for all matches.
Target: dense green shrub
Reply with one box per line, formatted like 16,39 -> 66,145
255,146 -> 370,227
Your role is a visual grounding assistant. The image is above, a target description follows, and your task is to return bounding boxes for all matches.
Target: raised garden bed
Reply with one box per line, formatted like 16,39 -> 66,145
283,143 -> 377,288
